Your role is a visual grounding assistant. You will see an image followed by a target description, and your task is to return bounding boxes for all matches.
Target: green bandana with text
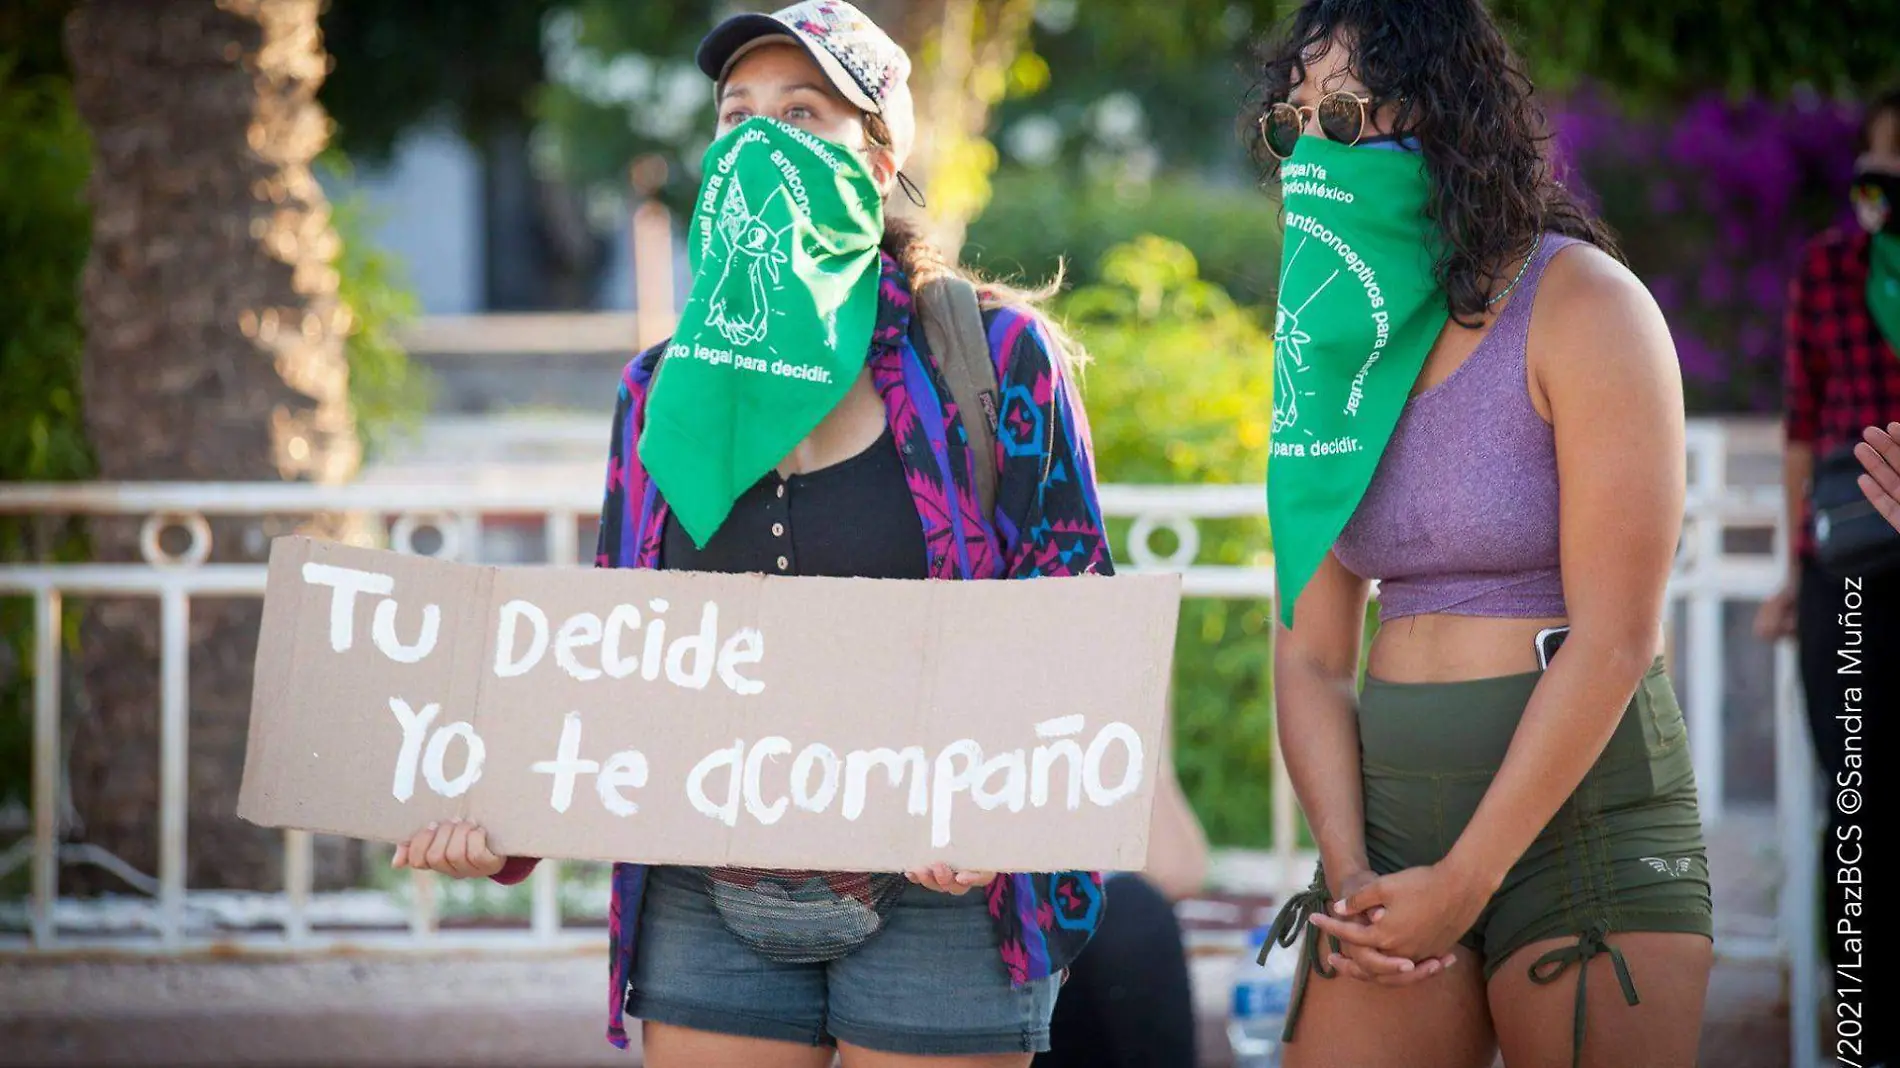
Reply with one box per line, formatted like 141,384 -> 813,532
1268,137 -> 1448,627
640,117 -> 885,547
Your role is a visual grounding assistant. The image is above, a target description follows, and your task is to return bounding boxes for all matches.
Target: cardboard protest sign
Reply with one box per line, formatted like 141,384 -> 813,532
239,537 -> 1182,873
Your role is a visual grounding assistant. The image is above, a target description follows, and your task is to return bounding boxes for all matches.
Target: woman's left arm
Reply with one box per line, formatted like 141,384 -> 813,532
1328,249 -> 1686,955
911,309 -> 1115,897
1440,251 -> 1686,893
994,309 -> 1115,580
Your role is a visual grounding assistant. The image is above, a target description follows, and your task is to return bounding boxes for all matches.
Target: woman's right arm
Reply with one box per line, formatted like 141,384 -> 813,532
396,372 -> 647,884
392,821 -> 508,880
1280,555 -> 1453,981
1274,550 -> 1372,897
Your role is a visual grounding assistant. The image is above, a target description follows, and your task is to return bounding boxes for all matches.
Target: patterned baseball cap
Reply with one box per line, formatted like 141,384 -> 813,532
697,1 -> 916,167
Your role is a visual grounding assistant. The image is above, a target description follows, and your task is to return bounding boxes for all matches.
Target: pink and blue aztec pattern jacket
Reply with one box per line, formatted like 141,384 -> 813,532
493,253 -> 1118,1048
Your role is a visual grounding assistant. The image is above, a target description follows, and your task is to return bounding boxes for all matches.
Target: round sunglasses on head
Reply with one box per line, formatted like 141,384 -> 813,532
1260,90 -> 1375,160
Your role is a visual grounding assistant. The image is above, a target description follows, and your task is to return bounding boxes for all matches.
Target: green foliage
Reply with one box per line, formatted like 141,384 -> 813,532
0,55 -> 93,806
1065,237 -> 1275,483
1550,91 -> 1862,412
993,0 -> 1898,200
530,0 -> 718,212
529,0 -> 1043,230
368,852 -> 614,922
0,63 -> 90,487
1060,237 -> 1281,847
320,155 -> 431,460
967,169 -> 1284,308
1492,0 -> 1900,107
317,0 -> 1900,224
318,0 -> 565,161
527,0 -> 1039,233
993,0 -> 1276,178
0,0 -> 75,84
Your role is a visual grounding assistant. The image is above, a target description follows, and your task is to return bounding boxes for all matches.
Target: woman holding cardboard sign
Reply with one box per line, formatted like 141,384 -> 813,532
392,3 -> 1129,1065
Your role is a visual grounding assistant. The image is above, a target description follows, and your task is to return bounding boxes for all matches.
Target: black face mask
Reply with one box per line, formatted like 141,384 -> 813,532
1852,168 -> 1900,235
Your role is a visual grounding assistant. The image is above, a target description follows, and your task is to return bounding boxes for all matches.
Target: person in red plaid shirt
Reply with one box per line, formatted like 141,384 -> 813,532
1756,89 -> 1900,1063
1755,86 -> 1900,636
1753,90 -> 1900,614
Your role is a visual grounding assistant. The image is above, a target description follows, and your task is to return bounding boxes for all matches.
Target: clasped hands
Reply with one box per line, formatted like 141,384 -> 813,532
1305,862 -> 1494,987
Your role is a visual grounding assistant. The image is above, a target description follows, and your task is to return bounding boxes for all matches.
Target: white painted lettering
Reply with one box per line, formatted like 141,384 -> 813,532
494,600 -> 550,677
1083,722 -> 1144,806
388,697 -> 441,802
931,740 -> 985,848
371,598 -> 440,664
716,628 -> 766,696
641,599 -> 668,682
664,603 -> 719,690
530,712 -> 601,813
843,746 -> 929,820
422,721 -> 484,798
554,612 -> 604,681
974,750 -> 1028,812
687,740 -> 743,827
302,562 -> 394,652
743,735 -> 792,825
1035,715 -> 1086,738
601,604 -> 641,678
790,744 -> 840,813
598,750 -> 648,817
1032,743 -> 1084,810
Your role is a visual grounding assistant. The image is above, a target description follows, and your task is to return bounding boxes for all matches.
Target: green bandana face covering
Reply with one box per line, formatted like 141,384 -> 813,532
1856,170 -> 1900,352
640,117 -> 886,547
1268,136 -> 1449,627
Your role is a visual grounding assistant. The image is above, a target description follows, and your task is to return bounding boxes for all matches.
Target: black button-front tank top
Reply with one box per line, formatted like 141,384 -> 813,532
654,424 -> 927,964
660,424 -> 928,579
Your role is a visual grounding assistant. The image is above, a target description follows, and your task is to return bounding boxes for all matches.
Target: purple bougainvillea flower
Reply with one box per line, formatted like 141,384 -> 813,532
1544,84 -> 1862,412
1649,275 -> 1683,313
1745,263 -> 1787,309
1673,333 -> 1726,383
1698,264 -> 1736,304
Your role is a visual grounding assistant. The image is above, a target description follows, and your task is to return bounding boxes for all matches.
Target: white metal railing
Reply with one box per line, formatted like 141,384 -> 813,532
0,419 -> 1818,1065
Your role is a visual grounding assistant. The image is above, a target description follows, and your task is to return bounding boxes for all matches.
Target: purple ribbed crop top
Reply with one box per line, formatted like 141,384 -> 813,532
1332,234 -> 1579,622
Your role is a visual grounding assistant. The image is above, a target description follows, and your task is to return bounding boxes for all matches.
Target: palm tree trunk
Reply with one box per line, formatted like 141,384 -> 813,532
64,0 -> 359,892
856,0 -> 1037,257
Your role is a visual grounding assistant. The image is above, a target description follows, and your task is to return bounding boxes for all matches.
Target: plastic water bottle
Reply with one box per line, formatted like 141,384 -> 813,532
1228,925 -> 1298,1068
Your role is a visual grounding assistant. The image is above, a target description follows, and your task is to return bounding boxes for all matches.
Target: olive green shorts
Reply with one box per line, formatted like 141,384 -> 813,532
1268,659 -> 1713,1063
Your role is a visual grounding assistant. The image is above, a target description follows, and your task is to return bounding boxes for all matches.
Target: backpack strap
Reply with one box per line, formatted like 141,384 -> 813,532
915,275 -> 1002,520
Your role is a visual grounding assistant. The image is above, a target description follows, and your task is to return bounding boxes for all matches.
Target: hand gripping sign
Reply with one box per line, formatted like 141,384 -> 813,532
238,538 -> 1181,873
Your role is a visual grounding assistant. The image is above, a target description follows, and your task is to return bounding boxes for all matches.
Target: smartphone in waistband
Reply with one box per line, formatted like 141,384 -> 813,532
1536,626 -> 1570,670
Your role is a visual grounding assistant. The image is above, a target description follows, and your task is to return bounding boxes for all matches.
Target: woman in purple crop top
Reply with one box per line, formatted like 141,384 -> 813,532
1246,4 -> 1713,1068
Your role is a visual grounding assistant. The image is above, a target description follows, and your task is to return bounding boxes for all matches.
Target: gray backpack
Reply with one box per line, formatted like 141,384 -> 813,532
914,275 -> 1002,518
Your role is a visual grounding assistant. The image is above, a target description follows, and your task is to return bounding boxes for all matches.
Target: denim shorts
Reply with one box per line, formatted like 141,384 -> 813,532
628,865 -> 1061,1055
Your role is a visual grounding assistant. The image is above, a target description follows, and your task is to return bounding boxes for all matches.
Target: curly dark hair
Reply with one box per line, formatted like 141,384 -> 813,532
1247,0 -> 1621,325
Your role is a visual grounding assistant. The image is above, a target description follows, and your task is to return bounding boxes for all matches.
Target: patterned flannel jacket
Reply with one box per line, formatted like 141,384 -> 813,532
494,253 -> 1117,1048
1784,226 -> 1900,559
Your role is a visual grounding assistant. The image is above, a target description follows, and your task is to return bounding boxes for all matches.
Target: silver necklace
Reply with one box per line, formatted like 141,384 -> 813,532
1485,233 -> 1545,308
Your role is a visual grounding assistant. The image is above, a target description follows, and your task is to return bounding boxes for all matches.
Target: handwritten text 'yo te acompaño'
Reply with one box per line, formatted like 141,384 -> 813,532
676,714 -> 1144,848
297,562 -> 1146,848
